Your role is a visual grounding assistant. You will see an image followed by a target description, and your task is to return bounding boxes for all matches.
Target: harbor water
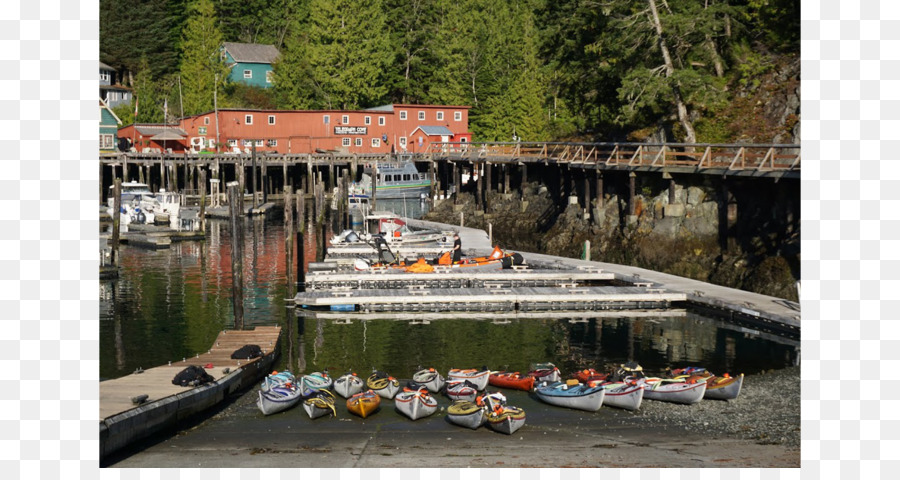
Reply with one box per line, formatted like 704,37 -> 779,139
100,214 -> 798,382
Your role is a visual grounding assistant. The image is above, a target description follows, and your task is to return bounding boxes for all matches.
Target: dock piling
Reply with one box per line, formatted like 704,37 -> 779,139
227,181 -> 245,328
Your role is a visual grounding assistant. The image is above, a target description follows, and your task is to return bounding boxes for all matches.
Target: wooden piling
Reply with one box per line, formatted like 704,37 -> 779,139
452,162 -> 459,205
199,168 -> 207,231
111,179 -> 121,266
227,181 -> 244,329
251,144 -> 258,209
285,187 -> 295,298
475,162 -> 483,212
484,161 -> 491,213
520,163 -> 527,201
296,189 -> 305,292
596,171 -> 603,209
628,172 -> 636,216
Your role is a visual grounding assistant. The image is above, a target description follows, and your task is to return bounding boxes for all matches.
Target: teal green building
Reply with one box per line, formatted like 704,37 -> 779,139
100,99 -> 122,153
221,42 -> 280,89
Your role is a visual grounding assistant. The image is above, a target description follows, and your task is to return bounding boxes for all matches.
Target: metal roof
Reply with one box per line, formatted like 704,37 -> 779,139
366,104 -> 395,112
135,125 -> 188,137
222,42 -> 280,64
413,125 -> 454,136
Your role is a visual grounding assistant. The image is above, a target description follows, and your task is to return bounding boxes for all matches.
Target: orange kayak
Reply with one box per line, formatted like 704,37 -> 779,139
488,371 -> 535,391
347,390 -> 381,418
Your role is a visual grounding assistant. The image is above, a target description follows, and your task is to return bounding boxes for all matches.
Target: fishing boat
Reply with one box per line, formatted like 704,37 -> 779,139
446,400 -> 487,430
535,380 -> 606,412
632,377 -> 707,405
299,371 -> 333,397
257,383 -> 303,416
412,367 -> 445,393
447,367 -> 490,391
106,181 -> 182,228
334,371 -> 365,398
528,362 -> 561,384
260,371 -> 296,393
302,390 -> 337,419
349,160 -> 431,200
667,367 -> 744,400
366,371 -> 400,399
445,380 -> 480,402
394,387 -> 439,420
488,371 -> 535,391
589,381 -> 645,411
346,389 -> 381,418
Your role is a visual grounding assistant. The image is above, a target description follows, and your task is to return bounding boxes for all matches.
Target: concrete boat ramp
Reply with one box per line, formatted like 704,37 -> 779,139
100,326 -> 281,461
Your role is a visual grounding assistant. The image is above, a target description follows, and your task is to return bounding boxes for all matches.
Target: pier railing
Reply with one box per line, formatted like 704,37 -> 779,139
425,141 -> 800,178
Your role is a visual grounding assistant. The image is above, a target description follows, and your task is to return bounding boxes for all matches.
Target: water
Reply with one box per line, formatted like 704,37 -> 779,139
99,215 -> 799,381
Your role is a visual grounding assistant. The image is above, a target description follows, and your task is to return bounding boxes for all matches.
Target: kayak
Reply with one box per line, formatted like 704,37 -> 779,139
299,371 -> 333,397
366,371 -> 400,399
588,380 -> 644,411
446,380 -> 479,402
446,400 -> 486,430
347,389 -> 381,418
528,362 -> 561,384
257,384 -> 302,416
488,371 -> 535,391
633,376 -> 707,405
535,380 -> 606,412
412,367 -> 446,393
303,390 -> 337,419
334,372 -> 365,398
394,387 -> 439,420
447,367 -> 490,391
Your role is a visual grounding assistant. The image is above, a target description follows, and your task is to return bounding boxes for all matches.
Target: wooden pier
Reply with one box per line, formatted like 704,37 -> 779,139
100,326 -> 281,460
303,266 -> 614,290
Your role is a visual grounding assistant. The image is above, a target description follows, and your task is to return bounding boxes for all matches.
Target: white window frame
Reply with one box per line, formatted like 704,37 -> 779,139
371,138 -> 381,148
245,115 -> 253,125
268,115 -> 276,125
204,117 -> 210,125
364,116 -> 371,125
255,139 -> 264,147
242,139 -> 252,146
323,114 -> 330,124
454,111 -> 462,121
378,116 -> 385,126
399,110 -> 407,120
436,111 -> 444,121
399,137 -> 407,148
418,111 -> 425,120
342,115 -> 349,124
265,70 -> 273,83
355,138 -> 362,147
460,137 -> 468,143
266,139 -> 277,147
100,134 -> 114,149
243,69 -> 252,79
342,138 -> 351,147
100,71 -> 110,83
227,139 -> 238,147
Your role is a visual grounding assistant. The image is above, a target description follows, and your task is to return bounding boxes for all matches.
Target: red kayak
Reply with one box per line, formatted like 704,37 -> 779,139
488,371 -> 535,391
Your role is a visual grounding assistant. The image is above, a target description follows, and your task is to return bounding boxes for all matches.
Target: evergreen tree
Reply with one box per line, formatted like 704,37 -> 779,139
133,57 -> 165,124
179,0 -> 228,115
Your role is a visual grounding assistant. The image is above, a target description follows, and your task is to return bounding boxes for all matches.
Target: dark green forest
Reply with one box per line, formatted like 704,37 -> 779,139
100,0 -> 799,143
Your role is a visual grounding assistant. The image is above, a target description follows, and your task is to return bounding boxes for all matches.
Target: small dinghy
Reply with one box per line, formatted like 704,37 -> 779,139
303,390 -> 337,419
334,371 -> 365,398
527,362 -> 561,384
412,367 -> 445,393
300,371 -> 333,397
366,371 -> 400,399
535,380 -> 606,412
260,371 -> 295,393
590,380 -> 644,411
667,367 -> 744,400
257,383 -> 303,416
445,379 -> 479,402
446,400 -> 486,429
482,392 -> 525,435
447,367 -> 490,391
488,371 -> 535,391
347,389 -> 381,418
633,377 -> 707,405
394,387 -> 439,420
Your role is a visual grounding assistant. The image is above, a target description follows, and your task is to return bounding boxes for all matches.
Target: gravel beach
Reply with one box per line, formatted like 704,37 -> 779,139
105,366 -> 800,468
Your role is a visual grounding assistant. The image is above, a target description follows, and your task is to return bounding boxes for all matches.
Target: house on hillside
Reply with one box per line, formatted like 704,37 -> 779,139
220,42 -> 280,88
100,99 -> 122,153
99,61 -> 133,108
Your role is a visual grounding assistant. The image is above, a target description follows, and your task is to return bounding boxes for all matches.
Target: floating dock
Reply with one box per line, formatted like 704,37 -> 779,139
99,326 -> 281,460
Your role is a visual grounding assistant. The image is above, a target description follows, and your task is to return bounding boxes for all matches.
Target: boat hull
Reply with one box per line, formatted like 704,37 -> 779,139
445,381 -> 478,402
394,391 -> 439,420
486,408 -> 526,435
598,382 -> 644,411
347,391 -> 381,418
412,369 -> 445,393
535,382 -> 606,412
334,374 -> 364,398
704,374 -> 744,400
257,387 -> 302,416
367,373 -> 400,399
639,378 -> 707,405
488,372 -> 535,391
447,369 -> 490,391
446,401 -> 486,429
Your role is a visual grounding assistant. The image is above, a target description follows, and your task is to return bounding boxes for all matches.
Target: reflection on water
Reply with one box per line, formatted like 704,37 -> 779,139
100,215 -> 798,381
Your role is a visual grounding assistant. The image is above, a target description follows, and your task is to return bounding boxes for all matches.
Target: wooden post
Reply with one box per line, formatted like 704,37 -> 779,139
584,173 -> 591,212
628,172 -> 636,216
520,163 -> 527,201
251,144 -> 258,209
370,163 -> 378,211
227,181 -> 244,329
284,187 -> 295,298
199,168 -> 207,231
503,164 -> 510,195
262,155 -> 268,204
238,158 -> 245,212
596,171 -> 603,209
111,178 -> 122,266
475,162 -> 483,212
452,161 -> 459,205
123,155 -> 129,183
484,162 -> 491,213
429,160 -> 436,199
668,177 -> 676,204
296,189 -> 305,292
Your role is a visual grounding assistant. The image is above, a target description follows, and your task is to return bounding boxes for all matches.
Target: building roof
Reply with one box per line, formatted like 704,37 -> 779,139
135,125 -> 188,137
366,105 -> 395,112
99,61 -> 114,71
99,98 -> 122,125
222,42 -> 280,64
412,125 -> 454,136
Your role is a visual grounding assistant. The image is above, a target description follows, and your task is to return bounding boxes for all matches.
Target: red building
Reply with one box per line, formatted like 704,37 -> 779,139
117,104 -> 472,155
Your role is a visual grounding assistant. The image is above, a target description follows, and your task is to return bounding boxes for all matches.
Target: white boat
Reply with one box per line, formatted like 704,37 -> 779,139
633,377 -> 707,405
394,387 -> 439,420
412,368 -> 445,393
595,381 -> 645,411
260,371 -> 295,393
106,181 -> 182,228
366,371 -> 400,399
447,368 -> 490,391
445,380 -> 479,402
334,372 -> 365,398
257,384 -> 303,416
482,392 -> 525,435
446,400 -> 486,429
302,390 -> 337,419
534,381 -> 606,412
299,371 -> 333,397
349,160 -> 431,200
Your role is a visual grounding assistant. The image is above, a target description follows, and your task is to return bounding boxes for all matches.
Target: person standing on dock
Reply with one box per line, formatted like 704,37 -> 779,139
452,233 -> 462,264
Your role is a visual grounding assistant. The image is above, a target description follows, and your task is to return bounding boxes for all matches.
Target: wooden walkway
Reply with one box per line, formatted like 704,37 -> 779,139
100,326 -> 281,459
304,267 -> 614,290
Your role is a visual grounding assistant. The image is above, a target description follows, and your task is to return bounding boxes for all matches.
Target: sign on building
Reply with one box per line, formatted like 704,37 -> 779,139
334,126 -> 367,135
